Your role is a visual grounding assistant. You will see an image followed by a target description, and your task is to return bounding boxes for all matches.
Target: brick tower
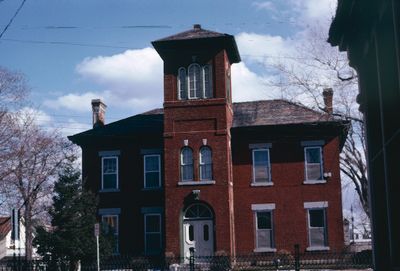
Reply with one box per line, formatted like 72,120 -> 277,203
152,24 -> 241,258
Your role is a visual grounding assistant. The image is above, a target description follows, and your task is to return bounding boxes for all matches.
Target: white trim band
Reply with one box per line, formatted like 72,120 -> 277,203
99,208 -> 121,215
301,140 -> 325,147
251,203 -> 276,211
304,201 -> 328,209
178,180 -> 216,186
249,143 -> 272,149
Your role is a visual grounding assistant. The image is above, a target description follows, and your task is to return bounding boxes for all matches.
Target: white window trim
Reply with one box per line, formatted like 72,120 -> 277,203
304,146 -> 325,183
101,156 -> 119,191
101,214 -> 119,254
144,213 -> 162,255
252,148 -> 272,185
199,146 -> 212,181
178,180 -> 216,186
252,203 -> 276,211
177,67 -> 187,100
202,64 -> 213,98
178,64 -> 213,100
180,147 -> 194,182
253,208 -> 275,252
304,201 -> 328,209
144,154 -> 161,189
188,63 -> 201,99
304,203 -> 329,251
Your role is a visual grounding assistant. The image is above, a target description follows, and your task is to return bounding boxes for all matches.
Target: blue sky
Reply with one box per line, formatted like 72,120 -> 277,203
0,0 -> 337,133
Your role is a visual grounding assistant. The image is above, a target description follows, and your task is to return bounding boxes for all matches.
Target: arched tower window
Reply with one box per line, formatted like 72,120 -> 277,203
181,147 -> 193,181
188,64 -> 202,99
203,65 -> 212,98
199,146 -> 212,180
178,67 -> 187,100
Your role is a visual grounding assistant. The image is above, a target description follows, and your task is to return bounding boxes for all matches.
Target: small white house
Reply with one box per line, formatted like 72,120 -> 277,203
0,216 -> 26,260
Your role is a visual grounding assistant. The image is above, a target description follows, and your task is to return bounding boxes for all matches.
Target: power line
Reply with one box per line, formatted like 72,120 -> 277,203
2,38 -> 135,49
0,0 -> 27,39
1,37 -> 308,60
11,25 -> 173,30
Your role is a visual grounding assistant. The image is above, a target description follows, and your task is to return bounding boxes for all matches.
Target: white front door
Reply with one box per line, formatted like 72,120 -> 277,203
183,220 -> 213,259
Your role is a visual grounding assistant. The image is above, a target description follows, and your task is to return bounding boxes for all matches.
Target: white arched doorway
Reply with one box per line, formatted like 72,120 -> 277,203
182,203 -> 214,259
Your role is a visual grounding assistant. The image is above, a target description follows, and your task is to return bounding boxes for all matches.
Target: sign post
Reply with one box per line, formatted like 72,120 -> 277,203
94,223 -> 100,271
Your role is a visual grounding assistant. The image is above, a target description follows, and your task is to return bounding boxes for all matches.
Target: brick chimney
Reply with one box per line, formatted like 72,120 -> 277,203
91,99 -> 107,128
193,24 -> 201,30
323,88 -> 333,114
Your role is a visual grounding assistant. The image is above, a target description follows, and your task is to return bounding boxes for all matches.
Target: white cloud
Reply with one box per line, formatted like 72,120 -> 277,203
235,32 -> 295,66
76,47 -> 163,98
45,47 -> 164,115
44,92 -> 101,113
252,1 -> 276,12
18,107 -> 53,126
232,63 -> 280,102
288,0 -> 336,27
59,118 -> 91,137
296,0 -> 336,21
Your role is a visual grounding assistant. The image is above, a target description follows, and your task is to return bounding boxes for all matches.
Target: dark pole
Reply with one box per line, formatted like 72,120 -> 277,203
189,247 -> 195,271
294,244 -> 300,271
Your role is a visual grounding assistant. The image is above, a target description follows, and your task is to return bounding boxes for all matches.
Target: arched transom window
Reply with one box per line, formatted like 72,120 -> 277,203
178,64 -> 213,100
184,203 -> 213,220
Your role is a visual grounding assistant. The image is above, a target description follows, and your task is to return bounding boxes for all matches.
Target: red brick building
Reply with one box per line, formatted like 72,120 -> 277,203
69,25 -> 348,258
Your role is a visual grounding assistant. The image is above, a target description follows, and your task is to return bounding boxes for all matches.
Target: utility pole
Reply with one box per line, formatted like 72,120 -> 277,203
94,223 -> 100,271
351,205 -> 355,243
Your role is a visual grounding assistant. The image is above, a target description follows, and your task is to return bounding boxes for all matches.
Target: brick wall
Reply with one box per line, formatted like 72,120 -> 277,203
232,127 -> 345,254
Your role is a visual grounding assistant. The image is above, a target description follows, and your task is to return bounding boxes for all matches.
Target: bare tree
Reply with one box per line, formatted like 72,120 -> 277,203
1,112 -> 74,260
0,66 -> 29,210
0,66 -> 74,260
267,23 -> 369,220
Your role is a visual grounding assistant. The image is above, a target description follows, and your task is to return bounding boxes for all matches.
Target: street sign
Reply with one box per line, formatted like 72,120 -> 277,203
94,223 -> 100,237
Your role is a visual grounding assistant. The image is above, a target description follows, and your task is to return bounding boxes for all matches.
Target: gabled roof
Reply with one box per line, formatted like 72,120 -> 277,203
0,217 -> 11,240
69,100 -> 346,145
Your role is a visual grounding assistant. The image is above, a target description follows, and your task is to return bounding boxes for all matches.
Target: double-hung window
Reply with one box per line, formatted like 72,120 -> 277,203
199,146 -> 212,180
188,64 -> 202,99
252,148 -> 271,184
180,147 -> 193,181
144,213 -> 162,255
252,204 -> 276,252
304,146 -> 323,181
304,201 -> 329,250
102,156 -> 118,190
178,67 -> 187,99
203,65 -> 212,98
144,154 -> 161,189
102,215 -> 119,253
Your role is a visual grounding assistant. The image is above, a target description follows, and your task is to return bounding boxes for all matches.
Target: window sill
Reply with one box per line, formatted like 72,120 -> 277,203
303,180 -> 326,184
142,187 -> 163,191
99,188 -> 120,193
178,180 -> 216,186
251,182 -> 273,187
253,248 -> 277,253
306,246 -> 330,251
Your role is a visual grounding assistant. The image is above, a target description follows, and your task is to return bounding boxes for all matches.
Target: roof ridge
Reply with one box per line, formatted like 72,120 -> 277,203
153,25 -> 229,42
